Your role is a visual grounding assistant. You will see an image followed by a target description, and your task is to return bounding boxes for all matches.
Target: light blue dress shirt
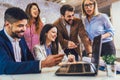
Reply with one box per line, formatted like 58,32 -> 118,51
45,44 -> 52,56
84,13 -> 115,43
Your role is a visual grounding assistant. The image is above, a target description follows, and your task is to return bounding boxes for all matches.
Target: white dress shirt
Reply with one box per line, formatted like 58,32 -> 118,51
66,24 -> 71,37
4,29 -> 21,62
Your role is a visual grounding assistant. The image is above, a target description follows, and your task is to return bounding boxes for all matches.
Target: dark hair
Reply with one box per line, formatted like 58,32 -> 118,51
60,4 -> 74,16
40,24 -> 58,55
4,7 -> 28,23
25,2 -> 42,33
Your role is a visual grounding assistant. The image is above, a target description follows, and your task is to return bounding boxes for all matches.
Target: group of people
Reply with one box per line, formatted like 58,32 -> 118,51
0,0 -> 116,74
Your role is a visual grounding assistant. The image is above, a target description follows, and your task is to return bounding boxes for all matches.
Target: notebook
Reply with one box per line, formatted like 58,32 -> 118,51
55,35 -> 102,76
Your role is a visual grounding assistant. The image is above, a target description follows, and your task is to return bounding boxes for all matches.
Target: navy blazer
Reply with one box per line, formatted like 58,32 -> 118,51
0,30 -> 40,74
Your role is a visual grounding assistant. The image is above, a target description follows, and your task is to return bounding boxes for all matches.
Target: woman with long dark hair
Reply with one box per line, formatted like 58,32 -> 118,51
34,24 -> 75,62
24,3 -> 43,56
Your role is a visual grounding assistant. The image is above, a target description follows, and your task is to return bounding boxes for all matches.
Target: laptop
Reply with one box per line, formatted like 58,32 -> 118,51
55,35 -> 102,76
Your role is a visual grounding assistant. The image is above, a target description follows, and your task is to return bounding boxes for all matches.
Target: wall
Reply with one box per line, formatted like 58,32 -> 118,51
111,1 -> 120,57
0,0 -> 61,30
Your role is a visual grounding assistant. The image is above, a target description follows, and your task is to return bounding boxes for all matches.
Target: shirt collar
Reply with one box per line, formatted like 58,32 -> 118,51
62,19 -> 71,27
4,28 -> 21,42
61,18 -> 75,26
86,15 -> 98,22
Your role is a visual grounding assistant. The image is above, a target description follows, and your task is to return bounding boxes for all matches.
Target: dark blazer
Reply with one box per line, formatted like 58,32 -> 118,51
54,18 -> 92,58
0,30 -> 40,74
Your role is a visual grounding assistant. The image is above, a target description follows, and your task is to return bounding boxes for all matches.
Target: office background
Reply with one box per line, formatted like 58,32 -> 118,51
0,0 -> 120,57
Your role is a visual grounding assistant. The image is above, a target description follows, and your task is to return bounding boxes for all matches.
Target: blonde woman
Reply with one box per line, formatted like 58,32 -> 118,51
81,0 -> 116,56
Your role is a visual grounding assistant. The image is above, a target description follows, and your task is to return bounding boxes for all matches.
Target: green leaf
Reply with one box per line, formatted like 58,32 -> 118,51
102,54 -> 116,65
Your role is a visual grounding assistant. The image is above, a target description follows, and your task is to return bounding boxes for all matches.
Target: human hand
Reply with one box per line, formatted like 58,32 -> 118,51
68,41 -> 77,49
87,53 -> 92,57
68,54 -> 75,62
41,54 -> 64,68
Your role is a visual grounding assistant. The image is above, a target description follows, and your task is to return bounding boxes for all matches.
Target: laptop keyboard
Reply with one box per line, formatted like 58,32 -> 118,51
84,64 -> 91,72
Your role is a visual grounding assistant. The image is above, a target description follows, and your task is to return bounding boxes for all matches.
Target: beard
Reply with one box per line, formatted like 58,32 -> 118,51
10,25 -> 25,39
11,32 -> 20,39
11,30 -> 24,39
65,19 -> 73,25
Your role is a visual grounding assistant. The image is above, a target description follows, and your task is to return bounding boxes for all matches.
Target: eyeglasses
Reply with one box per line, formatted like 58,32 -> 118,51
84,3 -> 94,8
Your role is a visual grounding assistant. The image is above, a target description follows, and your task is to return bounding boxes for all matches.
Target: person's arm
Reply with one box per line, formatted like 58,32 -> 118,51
33,45 -> 46,60
0,38 -> 40,74
41,54 -> 64,68
57,28 -> 69,49
102,33 -> 111,39
102,14 -> 115,39
54,20 -> 69,49
54,22 -> 77,49
78,20 -> 92,54
0,45 -> 40,74
33,45 -> 65,70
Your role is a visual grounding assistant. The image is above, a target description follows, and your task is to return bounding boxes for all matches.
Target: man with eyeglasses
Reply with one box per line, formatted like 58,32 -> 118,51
54,4 -> 92,61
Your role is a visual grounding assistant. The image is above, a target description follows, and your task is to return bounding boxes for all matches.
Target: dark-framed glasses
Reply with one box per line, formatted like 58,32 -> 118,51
84,3 -> 94,8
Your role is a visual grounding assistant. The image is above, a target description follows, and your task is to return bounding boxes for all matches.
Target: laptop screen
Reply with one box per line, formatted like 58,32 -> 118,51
91,35 -> 102,74
55,35 -> 102,76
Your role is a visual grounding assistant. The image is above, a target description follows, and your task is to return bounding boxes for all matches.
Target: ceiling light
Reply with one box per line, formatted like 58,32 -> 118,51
61,0 -> 66,3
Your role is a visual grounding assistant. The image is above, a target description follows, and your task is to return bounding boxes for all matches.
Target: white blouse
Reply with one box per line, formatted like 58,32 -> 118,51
33,43 -> 68,62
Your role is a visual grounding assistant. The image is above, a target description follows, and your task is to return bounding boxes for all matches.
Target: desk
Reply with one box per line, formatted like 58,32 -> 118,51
0,75 -> 13,80
9,66 -> 120,80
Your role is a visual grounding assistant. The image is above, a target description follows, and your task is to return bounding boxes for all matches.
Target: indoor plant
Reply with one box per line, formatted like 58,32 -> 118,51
102,54 -> 116,65
102,54 -> 116,77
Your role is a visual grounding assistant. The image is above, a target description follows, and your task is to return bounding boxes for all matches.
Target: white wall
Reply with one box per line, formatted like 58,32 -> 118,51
0,0 -> 61,30
111,1 -> 120,57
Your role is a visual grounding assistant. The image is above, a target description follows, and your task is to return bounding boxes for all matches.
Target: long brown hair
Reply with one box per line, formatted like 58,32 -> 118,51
40,24 -> 58,55
25,2 -> 43,34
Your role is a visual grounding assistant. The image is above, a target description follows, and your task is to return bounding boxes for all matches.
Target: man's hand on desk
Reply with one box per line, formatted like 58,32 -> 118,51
41,54 -> 64,68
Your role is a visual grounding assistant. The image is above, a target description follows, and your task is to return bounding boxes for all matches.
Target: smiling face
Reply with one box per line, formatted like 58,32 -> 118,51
62,11 -> 74,25
30,5 -> 39,18
84,0 -> 95,16
46,27 -> 57,43
7,19 -> 27,39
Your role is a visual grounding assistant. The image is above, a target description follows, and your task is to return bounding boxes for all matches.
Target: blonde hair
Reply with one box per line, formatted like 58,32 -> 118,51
81,0 -> 100,18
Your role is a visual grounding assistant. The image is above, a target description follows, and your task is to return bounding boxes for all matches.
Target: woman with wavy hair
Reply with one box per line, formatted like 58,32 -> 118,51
24,3 -> 43,56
